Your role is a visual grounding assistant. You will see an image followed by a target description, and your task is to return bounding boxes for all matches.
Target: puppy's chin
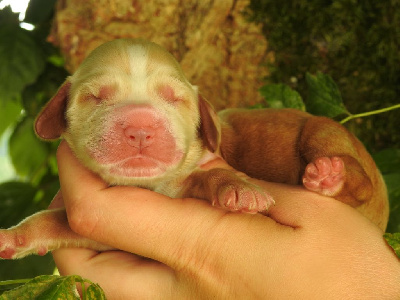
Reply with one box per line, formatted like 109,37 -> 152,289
108,156 -> 168,178
87,152 -> 185,187
96,164 -> 167,186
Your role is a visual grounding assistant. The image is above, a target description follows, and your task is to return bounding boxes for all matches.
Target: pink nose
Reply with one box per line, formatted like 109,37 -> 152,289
124,127 -> 155,149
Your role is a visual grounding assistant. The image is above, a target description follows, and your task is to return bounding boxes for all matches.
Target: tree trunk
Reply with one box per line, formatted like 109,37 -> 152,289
49,0 -> 269,110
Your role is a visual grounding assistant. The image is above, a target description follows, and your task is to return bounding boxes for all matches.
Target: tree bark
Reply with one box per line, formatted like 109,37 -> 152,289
49,0 -> 269,110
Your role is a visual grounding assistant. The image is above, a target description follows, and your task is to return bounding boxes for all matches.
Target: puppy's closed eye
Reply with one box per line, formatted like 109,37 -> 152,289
85,85 -> 117,103
157,85 -> 180,104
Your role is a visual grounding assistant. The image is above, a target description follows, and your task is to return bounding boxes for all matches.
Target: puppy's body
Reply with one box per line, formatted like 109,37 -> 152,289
219,108 -> 388,229
0,39 -> 388,259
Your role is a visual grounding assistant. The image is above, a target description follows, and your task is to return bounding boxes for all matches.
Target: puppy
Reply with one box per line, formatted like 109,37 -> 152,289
0,39 -> 388,259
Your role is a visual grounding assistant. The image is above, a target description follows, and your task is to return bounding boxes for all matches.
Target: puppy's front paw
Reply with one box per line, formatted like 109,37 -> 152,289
303,156 -> 345,196
213,181 -> 275,214
182,168 -> 275,214
0,229 -> 48,259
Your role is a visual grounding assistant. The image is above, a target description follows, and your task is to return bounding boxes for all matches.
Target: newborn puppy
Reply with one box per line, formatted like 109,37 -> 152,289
0,39 -> 273,259
0,39 -> 388,259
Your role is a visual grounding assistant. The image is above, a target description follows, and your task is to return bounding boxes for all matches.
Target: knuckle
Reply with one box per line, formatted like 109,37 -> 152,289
66,197 -> 100,237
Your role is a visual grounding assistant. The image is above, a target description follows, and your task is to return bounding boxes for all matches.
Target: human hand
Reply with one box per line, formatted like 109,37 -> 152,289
52,141 -> 400,299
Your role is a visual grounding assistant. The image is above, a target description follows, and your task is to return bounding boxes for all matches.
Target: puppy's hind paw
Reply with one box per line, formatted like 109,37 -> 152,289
303,156 -> 345,197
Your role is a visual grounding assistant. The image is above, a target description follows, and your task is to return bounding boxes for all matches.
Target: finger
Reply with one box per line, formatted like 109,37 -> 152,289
247,178 -> 334,228
52,247 -> 99,274
253,177 -> 374,232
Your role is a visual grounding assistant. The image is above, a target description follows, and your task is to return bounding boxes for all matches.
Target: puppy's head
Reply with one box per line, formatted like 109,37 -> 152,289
35,39 -> 219,187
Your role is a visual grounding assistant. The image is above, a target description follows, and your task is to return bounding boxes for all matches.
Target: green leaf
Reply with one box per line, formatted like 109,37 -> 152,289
0,181 -> 39,228
0,255 -> 55,281
9,117 -> 49,177
22,63 -> 68,118
84,282 -> 107,299
373,148 -> 400,233
0,23 -> 45,103
24,0 -> 57,24
305,72 -> 350,118
259,83 -> 306,111
383,233 -> 400,258
382,172 -> 400,200
372,148 -> 400,174
0,100 -> 22,137
0,275 -> 106,299
0,6 -> 19,26
382,172 -> 400,233
48,54 -> 66,68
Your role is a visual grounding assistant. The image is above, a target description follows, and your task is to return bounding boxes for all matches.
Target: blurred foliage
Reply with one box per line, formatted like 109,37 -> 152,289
245,0 -> 400,152
384,233 -> 400,258
373,149 -> 400,233
0,275 -> 106,298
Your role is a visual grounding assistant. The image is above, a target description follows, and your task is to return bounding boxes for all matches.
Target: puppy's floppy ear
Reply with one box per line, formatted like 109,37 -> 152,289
34,80 -> 71,140
198,95 -> 221,153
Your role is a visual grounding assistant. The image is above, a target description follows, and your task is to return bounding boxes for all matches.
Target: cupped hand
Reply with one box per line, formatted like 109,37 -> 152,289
52,141 -> 400,299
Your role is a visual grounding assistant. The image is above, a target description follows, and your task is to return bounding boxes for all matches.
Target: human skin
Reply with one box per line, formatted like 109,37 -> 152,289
52,141 -> 400,299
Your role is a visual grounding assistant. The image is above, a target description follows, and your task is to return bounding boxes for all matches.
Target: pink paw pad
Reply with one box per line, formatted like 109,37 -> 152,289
0,230 -> 36,259
37,246 -> 48,256
303,157 -> 345,196
0,247 -> 16,259
213,183 -> 275,214
0,231 -> 18,259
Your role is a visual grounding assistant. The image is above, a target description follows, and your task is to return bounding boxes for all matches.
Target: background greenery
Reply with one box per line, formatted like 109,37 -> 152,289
246,0 -> 400,152
0,0 -> 399,283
